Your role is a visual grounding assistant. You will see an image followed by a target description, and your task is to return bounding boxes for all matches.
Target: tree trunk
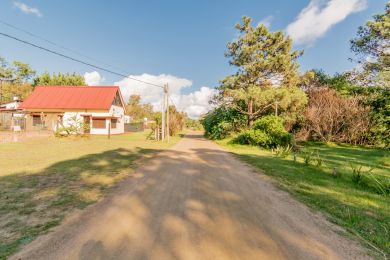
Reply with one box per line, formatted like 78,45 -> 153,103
247,99 -> 254,127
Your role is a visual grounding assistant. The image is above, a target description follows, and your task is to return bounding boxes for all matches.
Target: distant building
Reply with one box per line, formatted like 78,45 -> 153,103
19,86 -> 126,135
0,97 -> 24,131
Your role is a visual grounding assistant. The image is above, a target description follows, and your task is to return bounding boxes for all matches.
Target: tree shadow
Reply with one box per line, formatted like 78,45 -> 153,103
0,147 -> 161,259
10,133 -> 378,259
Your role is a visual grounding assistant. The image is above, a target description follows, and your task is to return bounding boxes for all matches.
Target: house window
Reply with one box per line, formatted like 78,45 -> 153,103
32,115 -> 43,126
111,118 -> 117,129
92,118 -> 106,129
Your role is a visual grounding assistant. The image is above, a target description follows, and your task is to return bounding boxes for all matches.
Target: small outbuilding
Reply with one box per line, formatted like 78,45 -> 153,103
19,86 -> 126,135
0,97 -> 25,131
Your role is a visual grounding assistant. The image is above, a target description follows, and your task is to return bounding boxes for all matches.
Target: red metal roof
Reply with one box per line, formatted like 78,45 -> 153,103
20,86 -> 122,110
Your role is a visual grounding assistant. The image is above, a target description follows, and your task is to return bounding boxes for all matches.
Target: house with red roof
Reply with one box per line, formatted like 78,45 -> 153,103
19,86 -> 126,135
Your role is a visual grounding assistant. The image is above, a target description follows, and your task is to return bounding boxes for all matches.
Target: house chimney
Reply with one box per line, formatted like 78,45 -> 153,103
13,96 -> 19,101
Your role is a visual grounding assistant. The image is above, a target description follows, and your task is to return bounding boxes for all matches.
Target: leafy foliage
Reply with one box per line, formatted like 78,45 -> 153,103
201,106 -> 246,140
233,115 -> 293,148
33,72 -> 85,86
272,145 -> 292,158
0,56 -> 36,83
126,95 -> 154,122
167,105 -> 186,136
185,118 -> 203,131
54,115 -> 89,137
350,2 -> 390,88
0,56 -> 36,103
218,16 -> 305,126
349,162 -> 374,185
0,82 -> 34,102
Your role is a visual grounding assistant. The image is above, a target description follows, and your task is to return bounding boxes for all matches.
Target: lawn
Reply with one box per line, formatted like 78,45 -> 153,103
0,132 -> 181,259
217,139 -> 390,258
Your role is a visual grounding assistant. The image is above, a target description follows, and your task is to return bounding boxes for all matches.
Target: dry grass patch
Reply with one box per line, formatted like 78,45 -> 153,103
0,132 -> 181,259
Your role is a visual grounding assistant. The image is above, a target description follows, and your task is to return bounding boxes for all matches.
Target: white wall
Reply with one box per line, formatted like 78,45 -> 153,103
2,101 -> 20,109
109,105 -> 125,135
60,104 -> 124,135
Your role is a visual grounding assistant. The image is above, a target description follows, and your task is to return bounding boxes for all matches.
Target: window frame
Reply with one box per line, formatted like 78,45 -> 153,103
32,115 -> 43,126
92,118 -> 106,129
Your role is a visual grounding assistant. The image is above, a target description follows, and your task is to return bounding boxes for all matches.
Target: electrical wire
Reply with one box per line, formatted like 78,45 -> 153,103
0,32 -> 164,88
168,95 -> 178,108
0,19 -> 129,74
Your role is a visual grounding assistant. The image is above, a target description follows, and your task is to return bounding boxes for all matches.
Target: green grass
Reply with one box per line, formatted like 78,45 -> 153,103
217,139 -> 390,258
0,132 -> 181,259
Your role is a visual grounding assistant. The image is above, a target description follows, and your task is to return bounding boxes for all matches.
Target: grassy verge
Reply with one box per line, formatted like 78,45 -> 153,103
216,139 -> 389,257
0,132 -> 181,259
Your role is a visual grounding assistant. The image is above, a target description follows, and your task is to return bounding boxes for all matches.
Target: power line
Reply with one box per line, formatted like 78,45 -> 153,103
168,95 -> 178,108
0,32 -> 164,89
0,19 -> 129,74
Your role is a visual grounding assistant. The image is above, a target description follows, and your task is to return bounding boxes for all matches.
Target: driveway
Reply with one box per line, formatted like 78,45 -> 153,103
12,132 -> 369,260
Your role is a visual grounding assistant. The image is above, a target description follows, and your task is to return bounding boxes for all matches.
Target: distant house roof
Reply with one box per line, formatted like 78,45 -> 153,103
20,86 -> 124,110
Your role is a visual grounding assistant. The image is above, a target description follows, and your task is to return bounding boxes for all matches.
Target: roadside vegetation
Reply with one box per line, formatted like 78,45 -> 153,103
218,139 -> 389,256
203,2 -> 390,256
0,132 -> 181,259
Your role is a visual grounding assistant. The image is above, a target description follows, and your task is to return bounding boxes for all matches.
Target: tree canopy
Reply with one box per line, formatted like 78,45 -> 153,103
0,56 -> 36,84
126,95 -> 154,121
33,72 -> 85,86
218,16 -> 306,127
0,56 -> 36,103
350,2 -> 390,88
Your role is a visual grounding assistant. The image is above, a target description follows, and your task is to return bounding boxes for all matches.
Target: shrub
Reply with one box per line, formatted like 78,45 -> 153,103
301,88 -> 371,145
233,129 -> 270,146
233,116 -> 293,148
349,162 -> 373,185
201,106 -> 246,140
54,115 -> 89,137
368,173 -> 390,196
272,145 -> 293,158
301,149 -> 314,165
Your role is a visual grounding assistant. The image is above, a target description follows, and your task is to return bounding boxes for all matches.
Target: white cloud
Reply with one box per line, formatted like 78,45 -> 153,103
114,73 -> 216,118
286,0 -> 367,45
258,15 -> 273,28
13,1 -> 42,17
84,71 -> 104,86
171,86 -> 217,119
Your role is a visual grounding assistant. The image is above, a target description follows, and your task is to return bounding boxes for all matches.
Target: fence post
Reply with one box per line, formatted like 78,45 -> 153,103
108,121 -> 111,139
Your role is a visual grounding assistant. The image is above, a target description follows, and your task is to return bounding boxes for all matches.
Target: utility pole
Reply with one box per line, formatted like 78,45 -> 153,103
161,87 -> 165,142
166,83 -> 170,143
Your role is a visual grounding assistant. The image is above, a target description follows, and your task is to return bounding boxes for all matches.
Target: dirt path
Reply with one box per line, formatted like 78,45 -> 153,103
12,132 -> 369,260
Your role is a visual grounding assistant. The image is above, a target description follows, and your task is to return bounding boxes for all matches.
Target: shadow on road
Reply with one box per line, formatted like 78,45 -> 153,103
10,133 -> 368,259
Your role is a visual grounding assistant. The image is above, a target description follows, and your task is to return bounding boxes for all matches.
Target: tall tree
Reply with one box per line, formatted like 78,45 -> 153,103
33,72 -> 85,86
0,57 -> 35,83
350,2 -> 390,88
126,95 -> 154,121
12,61 -> 36,84
0,57 -> 14,80
0,56 -> 35,103
219,16 -> 305,126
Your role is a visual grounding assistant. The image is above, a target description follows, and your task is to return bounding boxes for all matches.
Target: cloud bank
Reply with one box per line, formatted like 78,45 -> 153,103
13,1 -> 42,17
113,73 -> 216,119
286,0 -> 367,45
84,71 -> 104,86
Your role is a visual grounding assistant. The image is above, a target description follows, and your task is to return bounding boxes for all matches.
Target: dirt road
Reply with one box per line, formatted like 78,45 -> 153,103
12,133 -> 369,260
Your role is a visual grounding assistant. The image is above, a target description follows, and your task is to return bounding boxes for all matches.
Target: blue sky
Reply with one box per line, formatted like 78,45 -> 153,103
0,0 -> 387,117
